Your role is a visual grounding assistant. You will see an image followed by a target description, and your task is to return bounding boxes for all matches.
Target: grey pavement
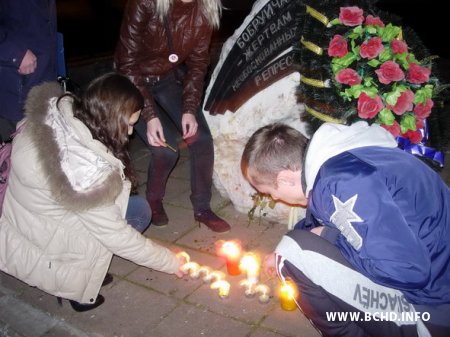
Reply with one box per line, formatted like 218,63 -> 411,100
0,134 -> 321,337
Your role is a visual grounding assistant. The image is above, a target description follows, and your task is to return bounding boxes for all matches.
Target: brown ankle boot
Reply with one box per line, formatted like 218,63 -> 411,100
150,200 -> 169,227
194,210 -> 231,233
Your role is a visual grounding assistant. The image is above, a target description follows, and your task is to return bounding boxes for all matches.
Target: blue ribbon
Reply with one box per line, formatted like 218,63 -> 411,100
395,120 -> 445,168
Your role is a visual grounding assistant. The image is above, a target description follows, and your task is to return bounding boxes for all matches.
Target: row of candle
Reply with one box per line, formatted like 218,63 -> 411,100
177,241 -> 298,310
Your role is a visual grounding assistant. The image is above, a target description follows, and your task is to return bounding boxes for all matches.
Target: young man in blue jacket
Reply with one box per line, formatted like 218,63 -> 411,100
0,0 -> 57,141
241,122 -> 450,337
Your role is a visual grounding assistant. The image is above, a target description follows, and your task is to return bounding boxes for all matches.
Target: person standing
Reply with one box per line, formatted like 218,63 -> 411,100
0,0 -> 57,141
114,0 -> 230,233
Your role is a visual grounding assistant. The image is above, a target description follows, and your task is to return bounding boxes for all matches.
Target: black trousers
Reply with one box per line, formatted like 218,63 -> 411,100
275,230 -> 450,337
134,71 -> 214,212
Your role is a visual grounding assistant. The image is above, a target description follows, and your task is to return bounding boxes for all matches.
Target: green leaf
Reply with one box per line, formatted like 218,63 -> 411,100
330,18 -> 341,26
367,59 -> 380,67
331,52 -> 357,73
343,84 -> 364,99
394,52 -> 409,69
400,113 -> 417,133
366,26 -> 377,35
361,86 -> 379,97
349,25 -> 363,39
379,23 -> 401,42
378,108 -> 395,125
384,87 -> 404,106
414,85 -> 434,104
379,47 -> 392,62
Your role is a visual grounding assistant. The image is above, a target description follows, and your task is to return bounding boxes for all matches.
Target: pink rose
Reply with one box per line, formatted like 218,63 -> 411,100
360,37 -> 384,59
339,6 -> 364,26
407,63 -> 431,84
404,130 -> 423,144
328,35 -> 348,57
357,92 -> 383,119
375,61 -> 405,84
390,39 -> 408,54
414,98 -> 434,119
365,15 -> 384,27
380,121 -> 401,137
416,119 -> 425,130
388,89 -> 414,115
335,68 -> 362,85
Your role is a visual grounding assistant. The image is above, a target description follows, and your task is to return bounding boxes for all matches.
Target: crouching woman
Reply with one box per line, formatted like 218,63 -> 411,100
0,73 -> 185,312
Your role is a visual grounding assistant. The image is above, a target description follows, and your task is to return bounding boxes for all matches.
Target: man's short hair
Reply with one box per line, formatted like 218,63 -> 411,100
241,123 -> 308,187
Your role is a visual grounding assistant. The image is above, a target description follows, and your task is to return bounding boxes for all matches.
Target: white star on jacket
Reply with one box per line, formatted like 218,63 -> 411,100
330,194 -> 364,250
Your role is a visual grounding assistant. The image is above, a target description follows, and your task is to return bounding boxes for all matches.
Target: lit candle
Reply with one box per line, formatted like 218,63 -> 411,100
176,251 -> 191,263
180,261 -> 200,278
255,284 -> 270,304
218,241 -> 242,276
239,279 -> 256,298
203,270 -> 225,284
195,266 -> 211,280
211,280 -> 231,299
279,280 -> 297,311
239,252 -> 260,284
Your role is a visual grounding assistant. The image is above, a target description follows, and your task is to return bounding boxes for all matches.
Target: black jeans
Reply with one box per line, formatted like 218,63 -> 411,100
135,71 -> 214,213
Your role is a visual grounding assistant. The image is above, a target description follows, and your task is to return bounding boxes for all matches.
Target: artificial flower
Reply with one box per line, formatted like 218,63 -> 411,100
328,6 -> 439,144
339,6 -> 364,26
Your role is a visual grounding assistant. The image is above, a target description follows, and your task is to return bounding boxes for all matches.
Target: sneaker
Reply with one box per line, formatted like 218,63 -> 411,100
150,200 -> 169,227
194,209 -> 231,233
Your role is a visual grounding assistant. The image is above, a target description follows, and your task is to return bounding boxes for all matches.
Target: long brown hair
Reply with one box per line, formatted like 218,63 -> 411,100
63,73 -> 144,189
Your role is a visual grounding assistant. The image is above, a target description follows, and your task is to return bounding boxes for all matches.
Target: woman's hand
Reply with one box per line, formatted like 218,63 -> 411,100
174,252 -> 188,278
181,113 -> 198,139
146,118 -> 166,147
263,253 -> 277,278
18,50 -> 37,75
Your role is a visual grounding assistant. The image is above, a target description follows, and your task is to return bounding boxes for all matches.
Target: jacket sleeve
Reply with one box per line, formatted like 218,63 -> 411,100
0,6 -> 26,67
77,203 -> 179,274
315,170 -> 431,290
114,0 -> 157,121
182,22 -> 213,116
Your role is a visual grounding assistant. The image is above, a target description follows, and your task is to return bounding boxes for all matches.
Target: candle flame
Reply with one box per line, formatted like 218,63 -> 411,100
217,240 -> 241,258
239,252 -> 260,283
203,270 -> 225,283
255,284 -> 270,296
211,279 -> 231,298
176,251 -> 190,264
180,261 -> 200,276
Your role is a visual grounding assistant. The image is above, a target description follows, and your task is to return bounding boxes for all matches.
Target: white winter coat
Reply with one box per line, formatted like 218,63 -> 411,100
0,83 -> 179,304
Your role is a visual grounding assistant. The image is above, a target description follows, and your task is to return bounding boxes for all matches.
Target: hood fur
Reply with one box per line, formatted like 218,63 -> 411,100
23,82 -> 124,211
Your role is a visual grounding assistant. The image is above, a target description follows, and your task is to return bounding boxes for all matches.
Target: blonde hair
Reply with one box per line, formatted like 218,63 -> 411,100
156,0 -> 222,29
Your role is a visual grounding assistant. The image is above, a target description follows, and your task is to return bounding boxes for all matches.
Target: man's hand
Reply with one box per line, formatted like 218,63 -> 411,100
263,253 -> 277,277
182,113 -> 198,139
18,49 -> 37,75
146,118 -> 166,147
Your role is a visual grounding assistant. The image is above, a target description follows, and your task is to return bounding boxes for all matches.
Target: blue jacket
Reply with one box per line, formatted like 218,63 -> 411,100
299,122 -> 450,305
0,0 -> 57,122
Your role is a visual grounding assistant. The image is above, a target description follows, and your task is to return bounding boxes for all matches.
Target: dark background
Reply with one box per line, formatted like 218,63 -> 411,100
56,0 -> 449,64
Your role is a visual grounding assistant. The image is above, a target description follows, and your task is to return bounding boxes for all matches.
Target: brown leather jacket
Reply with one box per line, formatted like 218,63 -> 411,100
114,0 -> 213,121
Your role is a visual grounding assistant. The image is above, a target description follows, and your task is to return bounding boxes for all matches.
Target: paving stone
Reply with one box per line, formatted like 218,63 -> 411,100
150,302 -> 253,337
126,248 -> 222,301
64,281 -> 179,337
109,256 -> 140,278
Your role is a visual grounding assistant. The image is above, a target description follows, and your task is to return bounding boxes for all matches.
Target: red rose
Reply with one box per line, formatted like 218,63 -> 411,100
380,121 -> 401,137
416,119 -> 425,129
404,130 -> 423,144
357,92 -> 383,119
414,98 -> 434,119
407,63 -> 431,84
390,39 -> 408,54
335,68 -> 362,85
360,37 -> 384,59
328,35 -> 348,57
365,15 -> 384,27
339,6 -> 364,26
389,89 -> 414,115
375,61 -> 405,84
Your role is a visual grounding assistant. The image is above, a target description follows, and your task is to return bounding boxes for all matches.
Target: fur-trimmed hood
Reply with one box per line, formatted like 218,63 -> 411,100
23,82 -> 124,211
